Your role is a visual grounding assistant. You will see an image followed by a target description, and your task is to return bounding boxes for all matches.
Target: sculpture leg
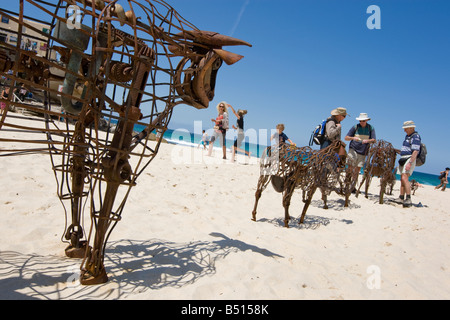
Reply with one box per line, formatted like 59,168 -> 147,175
281,180 -> 297,227
355,174 -> 367,198
80,181 -> 120,285
322,191 -> 328,210
365,176 -> 372,199
251,175 -> 270,222
343,166 -> 358,207
299,187 -> 316,224
251,189 -> 262,222
80,110 -> 138,285
57,120 -> 90,259
379,179 -> 386,204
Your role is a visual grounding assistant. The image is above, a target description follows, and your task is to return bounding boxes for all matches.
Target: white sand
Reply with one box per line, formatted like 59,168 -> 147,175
0,114 -> 449,300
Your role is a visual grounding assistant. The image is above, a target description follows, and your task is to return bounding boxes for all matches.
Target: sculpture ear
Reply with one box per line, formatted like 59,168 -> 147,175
213,49 -> 244,65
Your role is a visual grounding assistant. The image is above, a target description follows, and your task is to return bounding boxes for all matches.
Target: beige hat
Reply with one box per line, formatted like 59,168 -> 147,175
331,107 -> 348,116
356,113 -> 371,121
238,109 -> 247,115
216,101 -> 228,113
402,120 -> 416,129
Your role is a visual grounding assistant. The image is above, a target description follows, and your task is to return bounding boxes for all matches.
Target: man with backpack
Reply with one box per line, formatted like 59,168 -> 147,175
397,120 -> 422,208
320,107 -> 348,150
317,107 -> 348,165
345,113 -> 376,188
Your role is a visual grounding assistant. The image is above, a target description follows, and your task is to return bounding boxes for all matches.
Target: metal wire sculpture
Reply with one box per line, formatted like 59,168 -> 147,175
0,0 -> 250,285
252,140 -> 348,227
356,140 -> 397,204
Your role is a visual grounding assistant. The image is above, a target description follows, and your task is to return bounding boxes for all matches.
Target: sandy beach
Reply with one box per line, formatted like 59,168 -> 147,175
0,114 -> 449,300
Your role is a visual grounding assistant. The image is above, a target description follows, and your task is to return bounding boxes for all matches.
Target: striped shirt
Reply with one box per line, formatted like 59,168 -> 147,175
400,132 -> 421,158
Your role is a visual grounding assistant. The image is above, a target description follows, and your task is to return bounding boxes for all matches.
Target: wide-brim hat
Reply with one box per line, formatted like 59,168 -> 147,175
217,101 -> 228,113
331,107 -> 348,117
356,113 -> 371,121
237,109 -> 247,115
402,120 -> 416,129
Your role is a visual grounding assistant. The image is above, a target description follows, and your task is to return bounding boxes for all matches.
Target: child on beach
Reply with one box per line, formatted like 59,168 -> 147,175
271,123 -> 295,146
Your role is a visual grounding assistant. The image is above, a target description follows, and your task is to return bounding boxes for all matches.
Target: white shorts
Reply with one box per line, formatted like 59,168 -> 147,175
397,157 -> 416,175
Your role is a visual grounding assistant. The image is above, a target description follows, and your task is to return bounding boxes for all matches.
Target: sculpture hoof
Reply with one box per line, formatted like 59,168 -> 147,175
80,267 -> 108,285
65,241 -> 88,259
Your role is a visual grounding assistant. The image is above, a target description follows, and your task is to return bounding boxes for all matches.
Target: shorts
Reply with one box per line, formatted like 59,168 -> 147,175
210,128 -> 226,146
347,148 -> 367,167
397,157 -> 416,175
234,129 -> 245,148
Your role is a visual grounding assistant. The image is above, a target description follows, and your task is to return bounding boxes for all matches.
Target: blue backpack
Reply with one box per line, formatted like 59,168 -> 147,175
309,118 -> 330,146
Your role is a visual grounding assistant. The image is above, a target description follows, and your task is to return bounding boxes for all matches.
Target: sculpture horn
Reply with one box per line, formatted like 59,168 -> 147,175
180,30 -> 252,48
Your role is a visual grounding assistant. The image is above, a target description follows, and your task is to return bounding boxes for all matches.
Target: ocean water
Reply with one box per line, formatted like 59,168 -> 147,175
121,123 -> 441,187
395,171 -> 441,187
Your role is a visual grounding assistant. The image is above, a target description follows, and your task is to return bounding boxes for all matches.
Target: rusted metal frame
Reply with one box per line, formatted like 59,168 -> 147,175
26,0 -> 93,42
0,62 -> 75,119
0,119 -> 74,136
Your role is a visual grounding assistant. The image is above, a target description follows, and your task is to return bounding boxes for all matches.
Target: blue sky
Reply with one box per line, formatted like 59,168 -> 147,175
167,0 -> 450,175
2,0 -> 449,174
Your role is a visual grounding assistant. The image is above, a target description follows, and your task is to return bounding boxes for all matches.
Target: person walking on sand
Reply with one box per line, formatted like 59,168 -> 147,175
228,105 -> 251,161
397,121 -> 422,207
207,101 -> 229,159
345,112 -> 376,188
198,130 -> 209,149
435,167 -> 450,191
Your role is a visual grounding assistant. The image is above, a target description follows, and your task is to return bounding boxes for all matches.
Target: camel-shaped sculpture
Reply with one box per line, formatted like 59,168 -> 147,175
252,140 -> 351,228
0,0 -> 250,285
356,140 -> 397,204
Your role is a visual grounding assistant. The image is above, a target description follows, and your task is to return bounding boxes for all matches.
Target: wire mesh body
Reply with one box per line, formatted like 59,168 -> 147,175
252,140 -> 348,227
356,140 -> 397,203
0,0 -> 250,284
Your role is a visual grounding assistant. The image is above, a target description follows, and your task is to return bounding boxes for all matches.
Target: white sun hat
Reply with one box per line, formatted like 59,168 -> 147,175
356,113 -> 371,121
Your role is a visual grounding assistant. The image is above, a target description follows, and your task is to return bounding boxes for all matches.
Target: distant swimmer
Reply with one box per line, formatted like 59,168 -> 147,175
435,167 -> 449,191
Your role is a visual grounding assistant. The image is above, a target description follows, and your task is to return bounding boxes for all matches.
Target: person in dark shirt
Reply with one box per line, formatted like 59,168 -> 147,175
435,167 -> 450,191
345,113 -> 376,188
271,123 -> 295,146
397,120 -> 421,207
228,105 -> 251,161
